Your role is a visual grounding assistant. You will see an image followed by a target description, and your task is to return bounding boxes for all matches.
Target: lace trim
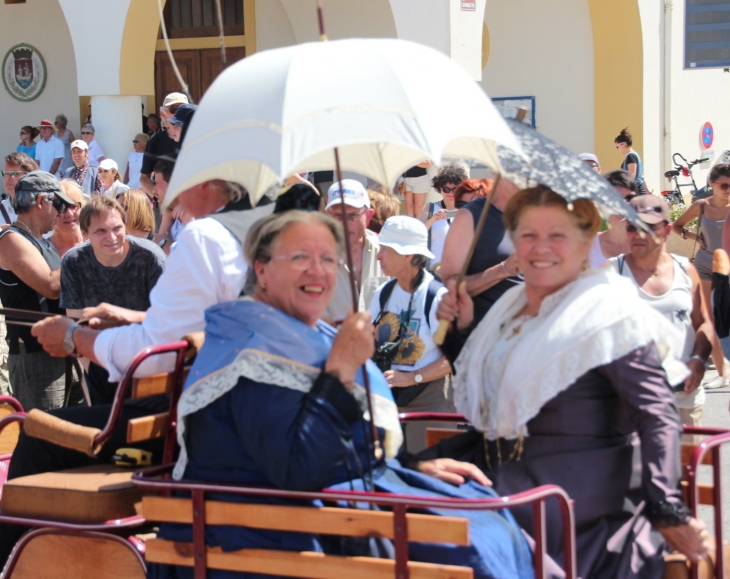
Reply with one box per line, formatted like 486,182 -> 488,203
173,349 -> 402,479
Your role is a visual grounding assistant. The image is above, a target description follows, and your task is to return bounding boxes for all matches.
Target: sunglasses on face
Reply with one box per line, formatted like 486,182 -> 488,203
712,182 -> 730,191
19,132 -> 28,136
441,186 -> 457,194
1,171 -> 24,178
81,132 -> 93,135
50,196 -> 72,213
623,194 -> 637,202
132,140 -> 142,144
625,222 -> 665,233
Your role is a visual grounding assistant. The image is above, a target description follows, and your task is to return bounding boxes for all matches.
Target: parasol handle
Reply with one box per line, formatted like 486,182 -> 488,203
433,174 -> 501,346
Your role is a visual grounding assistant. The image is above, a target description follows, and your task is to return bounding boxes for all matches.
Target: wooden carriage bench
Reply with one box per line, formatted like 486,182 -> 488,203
134,464 -> 578,579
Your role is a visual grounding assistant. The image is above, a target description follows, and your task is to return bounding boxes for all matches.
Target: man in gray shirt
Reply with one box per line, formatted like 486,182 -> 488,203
61,196 -> 165,402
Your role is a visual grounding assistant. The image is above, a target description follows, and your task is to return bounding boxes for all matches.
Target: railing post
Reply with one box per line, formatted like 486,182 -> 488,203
393,503 -> 409,579
713,446 -> 723,579
192,488 -> 207,579
532,499 -> 546,579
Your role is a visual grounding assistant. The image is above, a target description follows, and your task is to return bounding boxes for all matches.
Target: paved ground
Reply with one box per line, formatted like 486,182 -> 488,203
694,366 -> 730,537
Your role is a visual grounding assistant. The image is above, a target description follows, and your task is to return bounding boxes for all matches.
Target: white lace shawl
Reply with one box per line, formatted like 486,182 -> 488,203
173,349 -> 403,480
453,268 -> 689,441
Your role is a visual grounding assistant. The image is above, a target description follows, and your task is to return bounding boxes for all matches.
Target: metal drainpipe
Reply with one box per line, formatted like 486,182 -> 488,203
664,0 -> 673,194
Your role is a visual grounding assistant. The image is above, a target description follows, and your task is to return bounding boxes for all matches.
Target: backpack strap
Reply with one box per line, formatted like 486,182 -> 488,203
0,202 -> 11,226
374,278 -> 398,326
426,203 -> 435,251
424,279 -> 444,328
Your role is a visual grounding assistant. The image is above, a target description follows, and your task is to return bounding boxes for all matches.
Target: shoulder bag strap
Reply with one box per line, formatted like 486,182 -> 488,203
0,203 -> 11,225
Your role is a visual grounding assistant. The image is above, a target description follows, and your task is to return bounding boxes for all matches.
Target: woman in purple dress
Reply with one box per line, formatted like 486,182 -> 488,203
430,186 -> 710,578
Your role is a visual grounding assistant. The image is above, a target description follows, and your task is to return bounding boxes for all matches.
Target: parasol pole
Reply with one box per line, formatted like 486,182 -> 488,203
433,173 -> 502,345
317,1 -> 383,465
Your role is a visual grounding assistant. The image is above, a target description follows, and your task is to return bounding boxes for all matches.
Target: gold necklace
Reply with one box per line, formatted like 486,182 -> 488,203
13,219 -> 34,236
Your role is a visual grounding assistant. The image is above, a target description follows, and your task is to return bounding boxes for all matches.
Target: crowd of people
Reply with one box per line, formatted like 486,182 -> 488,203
1,93 -> 730,578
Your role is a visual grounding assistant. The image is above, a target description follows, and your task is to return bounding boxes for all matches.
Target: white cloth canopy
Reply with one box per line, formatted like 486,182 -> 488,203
165,37 -> 522,207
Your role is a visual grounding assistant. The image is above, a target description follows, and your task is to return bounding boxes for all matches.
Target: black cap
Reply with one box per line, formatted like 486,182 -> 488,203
15,171 -> 75,205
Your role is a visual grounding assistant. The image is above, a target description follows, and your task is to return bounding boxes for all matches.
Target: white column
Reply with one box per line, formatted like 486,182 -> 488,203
90,96 -> 143,173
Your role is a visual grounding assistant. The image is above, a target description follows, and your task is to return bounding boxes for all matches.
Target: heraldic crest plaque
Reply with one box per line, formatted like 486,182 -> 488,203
3,43 -> 47,102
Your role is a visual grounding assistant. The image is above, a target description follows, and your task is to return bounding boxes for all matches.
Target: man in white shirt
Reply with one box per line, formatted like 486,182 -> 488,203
324,179 -> 389,320
33,120 -> 64,175
32,179 -> 264,382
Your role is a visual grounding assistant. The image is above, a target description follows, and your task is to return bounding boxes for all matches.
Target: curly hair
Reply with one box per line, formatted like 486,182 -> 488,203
614,127 -> 633,146
431,162 -> 468,193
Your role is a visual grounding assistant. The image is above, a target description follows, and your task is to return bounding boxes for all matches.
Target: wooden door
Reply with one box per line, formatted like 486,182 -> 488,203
154,50 -> 202,111
200,46 -> 245,96
155,47 -> 245,111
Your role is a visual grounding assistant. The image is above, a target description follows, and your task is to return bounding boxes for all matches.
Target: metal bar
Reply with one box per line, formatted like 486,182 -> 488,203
0,396 -> 23,413
192,489 -> 207,579
393,504 -> 409,579
532,500 -> 546,579
713,446 -> 723,579
93,341 -> 189,449
559,498 -> 577,579
0,413 -> 26,436
398,412 -> 466,423
163,344 -> 189,465
0,512 -> 145,531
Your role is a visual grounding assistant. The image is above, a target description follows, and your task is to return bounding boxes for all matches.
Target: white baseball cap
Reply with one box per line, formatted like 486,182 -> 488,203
98,159 -> 119,172
325,179 -> 370,211
378,216 -> 435,259
579,153 -> 600,166
70,140 -> 88,151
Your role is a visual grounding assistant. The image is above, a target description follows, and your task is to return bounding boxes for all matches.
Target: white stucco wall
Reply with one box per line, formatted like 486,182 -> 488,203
480,0 -> 594,156
0,0 -> 79,191
663,0 -> 730,193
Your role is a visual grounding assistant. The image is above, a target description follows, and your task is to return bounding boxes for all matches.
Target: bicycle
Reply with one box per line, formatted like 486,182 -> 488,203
661,152 -> 708,210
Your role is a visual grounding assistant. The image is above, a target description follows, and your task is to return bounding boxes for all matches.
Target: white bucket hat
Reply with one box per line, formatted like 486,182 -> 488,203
378,216 -> 435,259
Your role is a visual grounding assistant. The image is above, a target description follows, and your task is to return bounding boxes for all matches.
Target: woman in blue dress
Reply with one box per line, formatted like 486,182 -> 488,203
15,126 -> 38,159
149,210 -> 533,579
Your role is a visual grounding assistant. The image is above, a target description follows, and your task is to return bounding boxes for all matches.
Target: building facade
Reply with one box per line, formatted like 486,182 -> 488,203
0,0 -> 728,194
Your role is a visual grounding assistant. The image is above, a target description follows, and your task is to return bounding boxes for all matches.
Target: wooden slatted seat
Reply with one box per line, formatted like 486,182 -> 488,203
3,528 -> 146,579
0,339 -> 194,525
143,495 -> 474,579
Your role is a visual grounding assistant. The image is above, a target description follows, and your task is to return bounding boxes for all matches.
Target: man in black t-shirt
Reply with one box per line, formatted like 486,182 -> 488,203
60,196 -> 165,403
139,92 -> 188,195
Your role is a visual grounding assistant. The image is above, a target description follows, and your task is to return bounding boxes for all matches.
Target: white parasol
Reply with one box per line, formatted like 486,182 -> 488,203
163,37 -> 522,207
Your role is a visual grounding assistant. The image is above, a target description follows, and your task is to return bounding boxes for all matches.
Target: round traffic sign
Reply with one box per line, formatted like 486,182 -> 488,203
701,122 -> 714,149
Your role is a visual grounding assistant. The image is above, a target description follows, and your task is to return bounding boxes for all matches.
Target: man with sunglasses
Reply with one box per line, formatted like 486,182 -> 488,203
139,92 -> 188,196
0,171 -> 78,412
610,195 -> 715,433
2,152 -> 38,226
323,179 -> 388,321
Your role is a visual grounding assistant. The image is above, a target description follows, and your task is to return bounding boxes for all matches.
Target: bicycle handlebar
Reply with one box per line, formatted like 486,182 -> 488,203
672,152 -> 709,172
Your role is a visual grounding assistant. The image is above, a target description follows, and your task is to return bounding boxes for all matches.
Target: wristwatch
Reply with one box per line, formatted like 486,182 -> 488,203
63,323 -> 80,357
414,373 -> 424,384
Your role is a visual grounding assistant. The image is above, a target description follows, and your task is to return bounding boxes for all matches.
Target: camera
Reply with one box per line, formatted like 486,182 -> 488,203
372,340 -> 400,373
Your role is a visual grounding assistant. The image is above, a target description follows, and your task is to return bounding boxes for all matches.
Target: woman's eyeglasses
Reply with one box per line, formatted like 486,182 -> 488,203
712,182 -> 730,191
81,131 -> 93,136
441,186 -> 457,194
132,140 -> 142,144
19,132 -> 28,136
271,252 -> 343,273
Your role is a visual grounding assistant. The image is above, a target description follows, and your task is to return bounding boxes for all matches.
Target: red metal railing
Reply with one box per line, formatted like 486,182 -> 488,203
684,426 -> 730,579
133,464 -> 577,579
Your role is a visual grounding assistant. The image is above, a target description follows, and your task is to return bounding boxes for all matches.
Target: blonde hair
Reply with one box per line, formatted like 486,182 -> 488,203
120,189 -> 155,236
503,186 -> 601,239
134,132 -> 150,146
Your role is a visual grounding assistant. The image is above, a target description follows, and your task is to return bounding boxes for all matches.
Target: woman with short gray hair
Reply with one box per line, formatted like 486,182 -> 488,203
80,124 -> 105,168
54,114 -> 75,176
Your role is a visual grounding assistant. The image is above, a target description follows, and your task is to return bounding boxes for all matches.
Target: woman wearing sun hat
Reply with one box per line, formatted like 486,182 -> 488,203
369,216 -> 454,421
